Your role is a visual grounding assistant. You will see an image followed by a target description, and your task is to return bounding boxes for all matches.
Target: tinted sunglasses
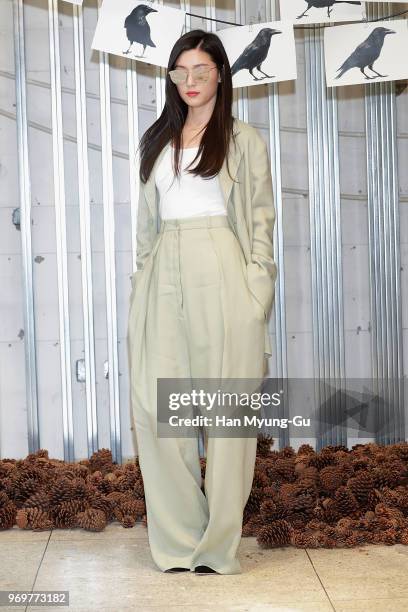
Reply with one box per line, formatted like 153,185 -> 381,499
168,65 -> 219,85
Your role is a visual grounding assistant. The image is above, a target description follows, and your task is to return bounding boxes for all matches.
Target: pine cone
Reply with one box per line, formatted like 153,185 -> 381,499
294,458 -> 309,476
400,529 -> 408,545
291,493 -> 315,514
105,491 -> 129,507
285,511 -> 309,530
48,478 -> 75,506
379,528 -> 399,545
344,532 -> 367,547
334,486 -> 359,516
262,485 -> 278,500
244,486 -> 264,518
274,457 -> 296,481
392,442 -> 408,462
324,445 -> 349,453
301,466 -> 319,481
51,500 -> 85,528
114,499 -> 145,524
297,444 -> 315,456
280,446 -> 296,458
305,518 -> 325,531
11,477 -> 38,506
0,462 -> 16,479
319,466 -> 345,492
308,452 -> 335,470
23,492 -> 50,512
256,433 -> 275,457
259,499 -> 288,521
87,449 -> 114,474
86,492 -> 114,521
0,491 -> 17,529
347,471 -> 375,503
69,463 -> 89,479
16,508 -> 52,531
121,514 -> 136,528
257,519 -> 293,548
242,514 -> 264,537
295,477 -> 318,496
290,531 -> 309,547
76,508 -> 107,531
291,531 -> 322,548
373,466 -> 400,489
251,466 -> 270,489
374,503 -> 406,529
134,498 -> 146,519
318,499 -> 342,524
335,517 -> 356,534
26,449 -> 49,462
133,479 -> 145,499
366,488 -> 382,511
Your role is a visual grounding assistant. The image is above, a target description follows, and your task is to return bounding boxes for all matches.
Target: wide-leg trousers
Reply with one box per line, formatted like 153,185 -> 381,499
127,214 -> 266,574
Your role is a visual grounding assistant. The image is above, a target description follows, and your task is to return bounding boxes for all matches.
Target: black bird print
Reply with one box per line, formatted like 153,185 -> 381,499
335,26 -> 395,80
231,28 -> 281,81
123,4 -> 158,57
297,0 -> 361,20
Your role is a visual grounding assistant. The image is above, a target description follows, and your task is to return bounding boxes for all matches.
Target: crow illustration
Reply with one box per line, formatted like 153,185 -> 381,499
230,28 -> 282,81
297,0 -> 361,20
335,26 -> 395,80
123,4 -> 157,57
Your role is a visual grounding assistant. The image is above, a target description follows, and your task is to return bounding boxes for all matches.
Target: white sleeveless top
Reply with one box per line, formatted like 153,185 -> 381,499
154,146 -> 227,219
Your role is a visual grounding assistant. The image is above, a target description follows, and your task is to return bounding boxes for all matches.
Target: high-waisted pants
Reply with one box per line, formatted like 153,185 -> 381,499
127,214 -> 266,574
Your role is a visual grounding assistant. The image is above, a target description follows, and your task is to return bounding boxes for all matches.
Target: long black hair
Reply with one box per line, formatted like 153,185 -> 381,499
138,29 -> 237,184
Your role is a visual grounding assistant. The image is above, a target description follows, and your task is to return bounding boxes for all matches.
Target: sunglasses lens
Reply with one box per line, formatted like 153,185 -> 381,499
195,72 -> 207,82
169,67 -> 216,84
170,70 -> 186,84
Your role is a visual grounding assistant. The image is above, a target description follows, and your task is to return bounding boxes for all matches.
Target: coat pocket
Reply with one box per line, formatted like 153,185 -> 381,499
246,262 -> 267,321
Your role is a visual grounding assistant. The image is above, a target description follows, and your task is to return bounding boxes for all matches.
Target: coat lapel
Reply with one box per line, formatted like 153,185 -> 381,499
143,121 -> 242,219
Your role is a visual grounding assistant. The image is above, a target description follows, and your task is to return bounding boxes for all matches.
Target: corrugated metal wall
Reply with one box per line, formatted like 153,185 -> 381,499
1,0 -> 407,462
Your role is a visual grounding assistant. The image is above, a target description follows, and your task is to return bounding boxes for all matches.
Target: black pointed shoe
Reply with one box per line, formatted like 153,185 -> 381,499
194,565 -> 219,575
165,567 -> 190,573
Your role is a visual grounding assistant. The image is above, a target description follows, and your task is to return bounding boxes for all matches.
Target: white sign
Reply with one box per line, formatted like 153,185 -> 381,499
92,0 -> 186,67
324,19 -> 408,87
217,21 -> 297,88
280,0 -> 366,25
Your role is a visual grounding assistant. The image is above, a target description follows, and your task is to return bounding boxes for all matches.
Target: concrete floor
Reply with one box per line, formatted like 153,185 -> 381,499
1,522 -> 408,611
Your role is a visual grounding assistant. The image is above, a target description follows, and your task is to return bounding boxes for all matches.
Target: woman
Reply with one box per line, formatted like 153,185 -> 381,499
127,29 -> 277,575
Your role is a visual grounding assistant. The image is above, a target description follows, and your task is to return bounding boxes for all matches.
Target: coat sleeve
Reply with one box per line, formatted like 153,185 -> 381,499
135,183 -> 155,271
246,129 -> 278,320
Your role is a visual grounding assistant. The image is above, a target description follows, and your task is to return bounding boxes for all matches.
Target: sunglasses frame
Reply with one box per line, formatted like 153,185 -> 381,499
168,65 -> 219,85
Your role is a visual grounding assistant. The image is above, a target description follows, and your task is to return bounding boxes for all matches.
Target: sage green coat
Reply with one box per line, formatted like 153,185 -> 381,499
134,117 -> 277,358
